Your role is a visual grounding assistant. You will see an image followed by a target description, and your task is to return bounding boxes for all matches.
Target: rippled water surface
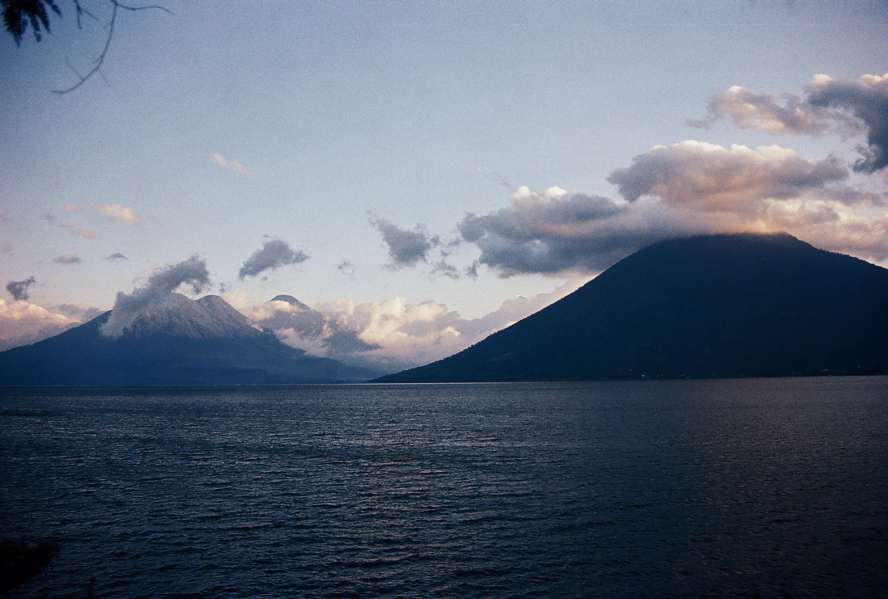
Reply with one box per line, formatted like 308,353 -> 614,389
1,378 -> 886,598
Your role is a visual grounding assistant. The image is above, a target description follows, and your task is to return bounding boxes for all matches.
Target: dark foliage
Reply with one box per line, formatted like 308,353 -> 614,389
0,539 -> 58,594
1,0 -> 60,44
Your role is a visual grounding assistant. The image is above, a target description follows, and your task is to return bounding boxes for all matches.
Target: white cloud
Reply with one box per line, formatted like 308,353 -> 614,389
91,204 -> 146,224
211,152 -> 251,174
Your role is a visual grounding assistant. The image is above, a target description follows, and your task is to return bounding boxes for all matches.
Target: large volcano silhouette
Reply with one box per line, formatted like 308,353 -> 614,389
376,233 -> 888,382
0,294 -> 379,385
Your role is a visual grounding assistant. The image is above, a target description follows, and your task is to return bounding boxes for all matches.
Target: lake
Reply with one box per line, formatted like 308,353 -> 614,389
1,378 -> 886,598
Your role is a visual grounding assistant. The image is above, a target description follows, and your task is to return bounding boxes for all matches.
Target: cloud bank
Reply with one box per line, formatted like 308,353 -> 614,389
232,283 -> 580,372
238,239 -> 310,280
101,256 -> 211,337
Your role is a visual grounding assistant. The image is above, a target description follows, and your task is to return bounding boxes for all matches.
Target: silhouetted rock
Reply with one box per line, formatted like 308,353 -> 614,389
376,233 -> 888,382
0,294 -> 380,385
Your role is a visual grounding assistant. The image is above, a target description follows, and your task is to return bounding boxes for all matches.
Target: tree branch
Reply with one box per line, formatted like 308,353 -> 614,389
52,0 -> 173,95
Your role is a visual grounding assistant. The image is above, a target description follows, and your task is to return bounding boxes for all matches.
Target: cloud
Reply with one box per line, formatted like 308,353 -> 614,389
100,256 -> 211,337
91,204 -> 145,224
6,277 -> 36,301
691,73 -> 888,173
606,141 -> 849,211
61,223 -> 99,238
211,153 -> 251,174
688,86 -> 838,134
337,260 -> 355,278
370,217 -> 441,268
0,299 -> 79,351
53,254 -> 81,264
60,203 -> 78,212
238,239 -> 310,280
105,253 -> 127,260
806,73 -> 888,173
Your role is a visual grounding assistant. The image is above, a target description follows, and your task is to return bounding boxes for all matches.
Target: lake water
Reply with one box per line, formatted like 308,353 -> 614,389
1,378 -> 886,598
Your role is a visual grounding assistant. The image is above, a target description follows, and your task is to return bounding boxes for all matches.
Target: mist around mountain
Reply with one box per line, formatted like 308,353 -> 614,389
0,294 -> 380,385
376,233 -> 888,382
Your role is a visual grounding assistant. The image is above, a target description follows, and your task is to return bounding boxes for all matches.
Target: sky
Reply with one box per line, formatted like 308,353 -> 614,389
2,0 -> 887,372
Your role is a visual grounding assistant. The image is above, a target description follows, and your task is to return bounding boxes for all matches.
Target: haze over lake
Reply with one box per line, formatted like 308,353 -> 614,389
2,378 -> 885,598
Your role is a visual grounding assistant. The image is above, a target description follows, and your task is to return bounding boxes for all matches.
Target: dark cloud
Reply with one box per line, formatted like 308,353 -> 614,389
238,239 -> 309,280
806,74 -> 888,173
6,276 -> 36,301
105,253 -> 127,261
337,260 -> 355,279
101,256 -> 211,337
53,254 -> 81,264
371,217 -> 440,268
432,259 -> 461,279
458,186 -> 657,276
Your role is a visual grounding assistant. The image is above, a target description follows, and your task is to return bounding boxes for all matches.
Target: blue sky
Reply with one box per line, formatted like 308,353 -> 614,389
2,0 -> 887,371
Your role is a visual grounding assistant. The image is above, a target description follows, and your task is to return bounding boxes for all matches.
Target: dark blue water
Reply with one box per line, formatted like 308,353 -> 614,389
1,378 -> 886,598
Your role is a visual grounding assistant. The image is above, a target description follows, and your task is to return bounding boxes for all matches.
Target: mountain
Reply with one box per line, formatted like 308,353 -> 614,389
0,294 -> 380,385
376,233 -> 888,382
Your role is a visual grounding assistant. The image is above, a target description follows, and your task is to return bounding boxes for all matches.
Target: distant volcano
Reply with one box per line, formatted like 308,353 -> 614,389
0,294 -> 380,385
376,233 -> 888,382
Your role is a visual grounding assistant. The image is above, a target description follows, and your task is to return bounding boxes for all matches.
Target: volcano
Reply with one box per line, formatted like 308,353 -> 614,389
376,233 -> 888,382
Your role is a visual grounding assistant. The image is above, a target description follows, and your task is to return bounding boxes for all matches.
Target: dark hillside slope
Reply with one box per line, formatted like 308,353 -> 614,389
377,233 -> 888,382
